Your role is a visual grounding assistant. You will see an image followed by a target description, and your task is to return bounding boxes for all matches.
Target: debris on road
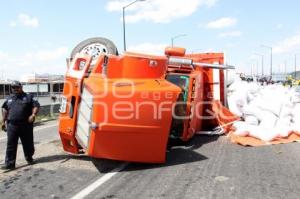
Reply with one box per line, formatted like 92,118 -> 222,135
227,77 -> 300,146
214,176 -> 229,182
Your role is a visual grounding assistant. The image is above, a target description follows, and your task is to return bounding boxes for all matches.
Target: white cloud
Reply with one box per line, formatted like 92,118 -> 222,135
24,47 -> 69,62
0,51 -> 9,60
273,33 -> 300,54
203,48 -> 215,52
128,43 -> 168,55
9,13 -> 39,28
18,13 -> 39,27
206,17 -> 237,29
0,47 -> 68,79
106,0 -> 217,23
276,24 -> 283,29
249,54 -> 258,60
9,21 -> 17,27
218,31 -> 242,38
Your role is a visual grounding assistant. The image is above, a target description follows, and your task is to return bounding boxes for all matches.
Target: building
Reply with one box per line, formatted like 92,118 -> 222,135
0,74 -> 65,99
0,80 -> 11,98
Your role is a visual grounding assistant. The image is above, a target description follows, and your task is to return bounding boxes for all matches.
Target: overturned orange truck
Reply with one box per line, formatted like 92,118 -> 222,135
58,37 -> 236,163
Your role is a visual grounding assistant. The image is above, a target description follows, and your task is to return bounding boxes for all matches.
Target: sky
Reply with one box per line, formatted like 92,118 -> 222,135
1,0 -> 300,80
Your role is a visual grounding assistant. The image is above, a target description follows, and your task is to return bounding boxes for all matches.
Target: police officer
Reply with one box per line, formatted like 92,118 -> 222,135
1,81 -> 40,170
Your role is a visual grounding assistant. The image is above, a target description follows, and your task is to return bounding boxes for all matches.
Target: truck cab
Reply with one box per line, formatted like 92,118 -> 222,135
58,38 -> 235,163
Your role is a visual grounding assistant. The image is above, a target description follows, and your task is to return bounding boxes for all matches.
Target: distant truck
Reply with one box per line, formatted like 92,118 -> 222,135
58,37 -> 236,163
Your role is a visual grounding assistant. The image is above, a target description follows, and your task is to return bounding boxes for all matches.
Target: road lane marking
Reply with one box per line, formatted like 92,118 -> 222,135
0,123 -> 58,141
70,162 -> 129,199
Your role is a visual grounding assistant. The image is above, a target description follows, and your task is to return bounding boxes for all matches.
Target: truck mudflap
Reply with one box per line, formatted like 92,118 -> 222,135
58,54 -> 92,154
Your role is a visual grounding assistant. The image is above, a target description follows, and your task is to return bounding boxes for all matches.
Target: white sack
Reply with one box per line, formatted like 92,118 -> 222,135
243,104 -> 264,121
259,111 -> 278,128
292,103 -> 300,119
272,124 -> 292,138
290,123 -> 300,136
248,126 -> 279,142
291,86 -> 300,103
227,92 -> 247,117
229,82 -> 300,142
232,121 -> 250,136
279,104 -> 294,119
277,116 -> 292,127
244,115 -> 259,126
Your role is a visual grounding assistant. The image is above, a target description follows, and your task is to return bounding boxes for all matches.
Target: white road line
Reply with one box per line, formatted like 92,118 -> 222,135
0,123 -> 58,141
70,162 -> 129,199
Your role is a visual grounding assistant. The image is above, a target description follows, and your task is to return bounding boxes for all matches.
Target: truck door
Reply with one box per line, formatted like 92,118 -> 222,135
58,54 -> 92,153
166,73 -> 204,141
182,73 -> 204,140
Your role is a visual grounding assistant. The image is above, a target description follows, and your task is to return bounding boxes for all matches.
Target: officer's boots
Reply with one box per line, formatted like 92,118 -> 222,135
0,164 -> 15,171
26,157 -> 35,165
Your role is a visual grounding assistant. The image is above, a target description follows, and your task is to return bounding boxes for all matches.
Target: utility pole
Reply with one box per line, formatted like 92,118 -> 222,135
171,34 -> 187,47
122,0 -> 146,51
254,53 -> 264,76
122,6 -> 126,52
285,59 -> 287,75
261,45 -> 273,77
295,53 -> 300,79
256,60 -> 259,76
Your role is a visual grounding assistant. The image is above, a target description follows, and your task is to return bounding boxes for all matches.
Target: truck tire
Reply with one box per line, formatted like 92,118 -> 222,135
70,37 -> 118,65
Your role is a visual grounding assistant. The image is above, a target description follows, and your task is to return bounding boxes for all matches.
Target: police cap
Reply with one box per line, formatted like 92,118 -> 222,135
11,80 -> 22,88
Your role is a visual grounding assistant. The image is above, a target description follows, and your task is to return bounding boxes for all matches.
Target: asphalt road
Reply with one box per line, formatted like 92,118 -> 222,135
0,120 -> 300,199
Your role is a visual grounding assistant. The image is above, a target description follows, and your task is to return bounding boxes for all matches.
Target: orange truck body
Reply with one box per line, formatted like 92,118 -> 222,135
58,47 -> 233,163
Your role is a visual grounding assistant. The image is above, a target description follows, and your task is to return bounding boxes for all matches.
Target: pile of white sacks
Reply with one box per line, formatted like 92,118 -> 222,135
227,77 -> 300,142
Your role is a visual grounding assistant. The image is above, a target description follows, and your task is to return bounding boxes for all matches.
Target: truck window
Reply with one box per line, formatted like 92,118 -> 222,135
166,74 -> 189,102
166,74 -> 190,139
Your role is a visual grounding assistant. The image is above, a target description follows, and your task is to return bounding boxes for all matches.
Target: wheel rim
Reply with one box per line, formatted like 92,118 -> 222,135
79,43 -> 108,65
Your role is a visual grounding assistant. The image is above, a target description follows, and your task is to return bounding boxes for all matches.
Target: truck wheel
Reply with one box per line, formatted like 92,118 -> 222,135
70,37 -> 118,65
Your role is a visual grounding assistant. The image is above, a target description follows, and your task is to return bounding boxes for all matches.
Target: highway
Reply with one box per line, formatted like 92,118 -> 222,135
1,120 -> 300,199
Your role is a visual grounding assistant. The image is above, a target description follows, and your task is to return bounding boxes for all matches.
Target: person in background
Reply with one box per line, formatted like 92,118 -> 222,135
1,81 -> 40,171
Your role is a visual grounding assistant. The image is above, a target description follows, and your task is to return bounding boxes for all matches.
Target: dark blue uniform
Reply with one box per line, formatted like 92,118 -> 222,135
2,92 -> 40,166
